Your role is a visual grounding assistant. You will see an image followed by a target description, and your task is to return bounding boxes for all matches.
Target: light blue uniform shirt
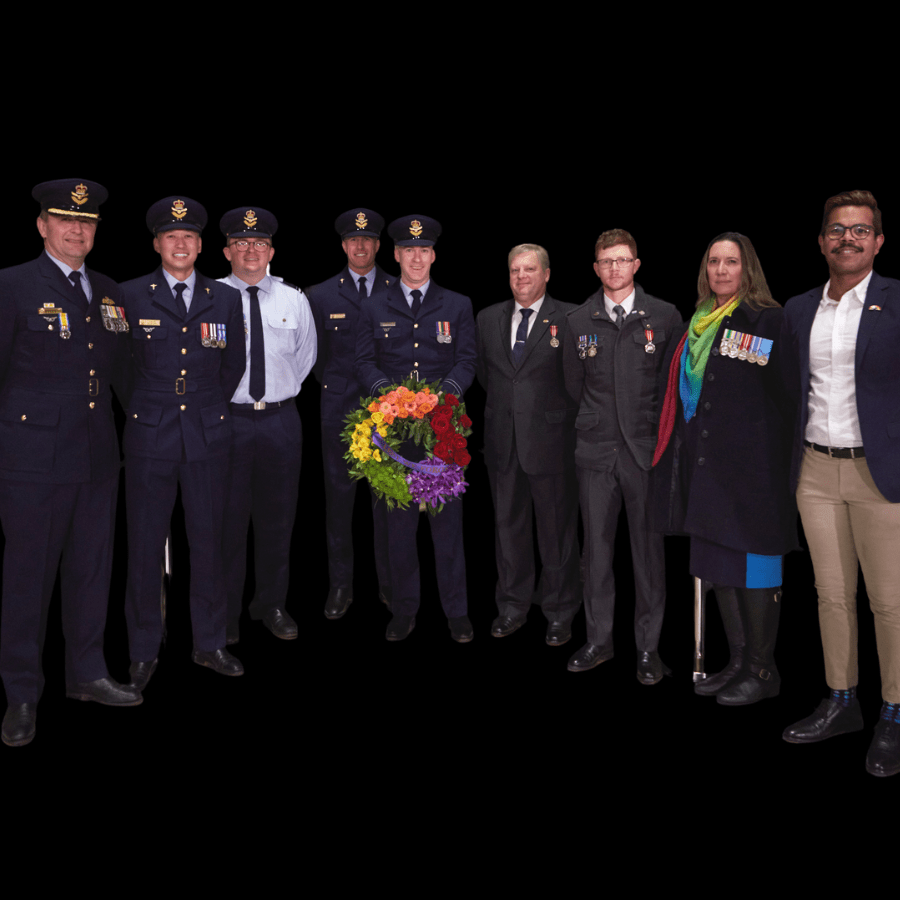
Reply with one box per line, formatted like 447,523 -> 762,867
218,272 -> 317,404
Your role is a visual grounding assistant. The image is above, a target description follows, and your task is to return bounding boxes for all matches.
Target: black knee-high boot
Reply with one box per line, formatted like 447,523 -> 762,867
694,584 -> 745,696
716,588 -> 781,706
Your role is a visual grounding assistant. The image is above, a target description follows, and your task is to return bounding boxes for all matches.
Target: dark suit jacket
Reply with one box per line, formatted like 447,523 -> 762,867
782,271 -> 900,503
563,284 -> 682,471
355,279 -> 476,399
476,294 -> 577,475
0,252 -> 129,484
119,267 -> 244,463
307,265 -> 393,425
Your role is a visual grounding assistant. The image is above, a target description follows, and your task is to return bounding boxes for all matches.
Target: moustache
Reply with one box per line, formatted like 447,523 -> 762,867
833,243 -> 862,253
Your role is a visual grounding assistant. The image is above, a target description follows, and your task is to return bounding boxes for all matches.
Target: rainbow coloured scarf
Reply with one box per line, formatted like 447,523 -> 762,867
679,295 -> 740,422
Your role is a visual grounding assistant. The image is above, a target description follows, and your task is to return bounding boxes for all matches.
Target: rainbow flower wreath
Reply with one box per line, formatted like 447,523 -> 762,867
341,378 -> 473,514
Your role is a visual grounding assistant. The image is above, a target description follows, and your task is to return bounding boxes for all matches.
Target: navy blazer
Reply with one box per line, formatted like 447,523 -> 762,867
476,294 -> 577,475
355,279 -> 477,399
782,271 -> 900,502
307,265 -> 393,423
0,253 -> 129,484
120,267 -> 245,463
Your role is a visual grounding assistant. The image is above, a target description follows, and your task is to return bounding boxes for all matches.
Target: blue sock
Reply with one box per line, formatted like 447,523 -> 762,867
830,687 -> 857,707
880,702 -> 900,724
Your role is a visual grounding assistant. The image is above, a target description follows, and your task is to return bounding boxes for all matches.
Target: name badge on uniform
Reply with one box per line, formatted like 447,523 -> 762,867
329,313 -> 346,319
436,321 -> 452,344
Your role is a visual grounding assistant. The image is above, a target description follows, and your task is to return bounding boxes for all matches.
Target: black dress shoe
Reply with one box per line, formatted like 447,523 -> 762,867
386,615 -> 415,641
449,615 -> 474,643
66,677 -> 143,706
636,650 -> 672,685
192,648 -> 244,676
2,704 -> 36,747
866,719 -> 900,777
491,615 -> 525,638
783,697 -> 865,744
262,607 -> 298,640
567,643 -> 613,672
129,659 -> 158,692
546,621 -> 572,646
226,622 -> 240,645
324,588 -> 353,620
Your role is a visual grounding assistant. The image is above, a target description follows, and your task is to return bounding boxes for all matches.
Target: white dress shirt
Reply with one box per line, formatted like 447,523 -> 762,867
509,294 -> 545,349
805,270 -> 873,447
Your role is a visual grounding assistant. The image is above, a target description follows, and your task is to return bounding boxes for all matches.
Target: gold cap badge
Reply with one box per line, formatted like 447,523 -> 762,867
171,199 -> 187,220
71,184 -> 89,206
409,219 -> 423,238
244,210 -> 257,228
355,212 -> 368,230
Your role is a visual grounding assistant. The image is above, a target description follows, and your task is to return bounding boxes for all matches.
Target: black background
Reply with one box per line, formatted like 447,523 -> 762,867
4,131 -> 898,810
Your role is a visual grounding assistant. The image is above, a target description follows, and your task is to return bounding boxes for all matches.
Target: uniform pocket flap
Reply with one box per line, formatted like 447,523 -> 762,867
0,402 -> 59,426
575,411 -> 600,430
201,402 -> 230,428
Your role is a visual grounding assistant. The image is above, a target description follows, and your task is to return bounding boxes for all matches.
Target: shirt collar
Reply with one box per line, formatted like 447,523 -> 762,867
822,269 -> 874,307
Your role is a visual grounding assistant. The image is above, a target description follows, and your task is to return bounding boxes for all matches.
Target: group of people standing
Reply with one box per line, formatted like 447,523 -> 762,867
0,181 -> 897,781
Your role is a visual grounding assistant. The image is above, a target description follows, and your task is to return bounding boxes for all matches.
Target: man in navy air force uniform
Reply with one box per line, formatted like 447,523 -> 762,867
306,209 -> 393,620
120,197 -> 245,688
0,179 -> 141,749
217,207 -> 316,643
355,215 -> 477,642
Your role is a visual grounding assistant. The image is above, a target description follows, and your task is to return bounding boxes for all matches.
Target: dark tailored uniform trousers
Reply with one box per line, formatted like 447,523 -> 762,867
224,402 -> 302,627
578,448 -> 665,652
384,485 -> 467,619
0,474 -> 118,703
125,455 -> 229,660
487,433 -> 580,624
321,413 -> 391,596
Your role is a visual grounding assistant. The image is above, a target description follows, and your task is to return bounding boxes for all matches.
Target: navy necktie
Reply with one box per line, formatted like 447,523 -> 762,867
173,282 -> 188,319
513,307 -> 532,364
358,275 -> 367,301
247,285 -> 266,402
68,270 -> 88,311
411,289 -> 422,316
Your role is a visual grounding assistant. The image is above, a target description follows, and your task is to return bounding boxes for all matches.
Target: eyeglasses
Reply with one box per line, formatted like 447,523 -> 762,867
231,240 -> 271,251
824,224 -> 875,240
596,257 -> 634,269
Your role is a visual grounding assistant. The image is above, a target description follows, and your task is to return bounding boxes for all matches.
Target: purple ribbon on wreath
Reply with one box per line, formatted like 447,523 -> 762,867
371,432 -> 468,505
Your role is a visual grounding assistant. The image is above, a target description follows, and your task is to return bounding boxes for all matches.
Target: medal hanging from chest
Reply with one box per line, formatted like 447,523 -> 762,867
201,323 -> 227,349
58,311 -> 72,340
718,328 -> 773,365
550,325 -> 559,348
100,300 -> 130,333
436,321 -> 452,344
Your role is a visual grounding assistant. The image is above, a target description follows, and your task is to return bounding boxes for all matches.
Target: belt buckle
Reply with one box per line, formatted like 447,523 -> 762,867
176,377 -> 186,395
88,377 -> 99,396
253,401 -> 266,410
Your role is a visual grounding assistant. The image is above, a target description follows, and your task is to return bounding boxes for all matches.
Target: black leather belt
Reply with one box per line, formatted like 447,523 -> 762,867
804,440 -> 865,459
